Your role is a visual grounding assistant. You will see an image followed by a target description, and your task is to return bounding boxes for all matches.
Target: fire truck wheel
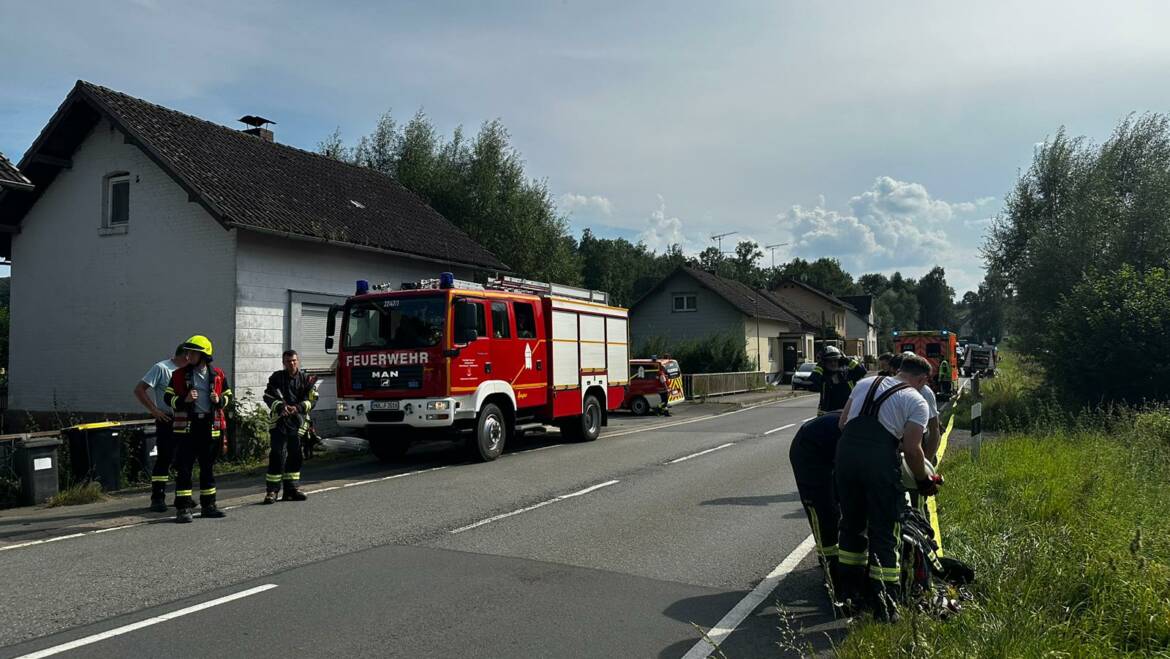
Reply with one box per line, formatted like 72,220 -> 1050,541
469,402 -> 507,462
630,396 -> 650,416
563,394 -> 602,442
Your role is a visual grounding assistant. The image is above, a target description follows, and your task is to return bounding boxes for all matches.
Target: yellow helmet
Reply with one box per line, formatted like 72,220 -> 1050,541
180,335 -> 214,359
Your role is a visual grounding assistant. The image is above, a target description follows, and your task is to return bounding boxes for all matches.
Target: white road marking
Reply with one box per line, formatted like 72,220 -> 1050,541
14,584 -> 279,659
603,395 -> 814,440
802,416 -> 816,423
449,479 -> 620,534
681,534 -> 816,659
763,423 -> 795,435
0,466 -> 450,554
666,443 -> 735,464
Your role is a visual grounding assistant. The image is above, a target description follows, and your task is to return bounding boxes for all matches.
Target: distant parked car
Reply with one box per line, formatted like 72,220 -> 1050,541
791,362 -> 817,390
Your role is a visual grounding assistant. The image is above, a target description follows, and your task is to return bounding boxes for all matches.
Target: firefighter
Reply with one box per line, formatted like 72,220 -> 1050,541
133,344 -> 190,512
937,352 -> 953,398
788,413 -> 844,586
810,346 -> 867,415
834,353 -> 937,621
163,335 -> 232,523
262,349 -> 319,504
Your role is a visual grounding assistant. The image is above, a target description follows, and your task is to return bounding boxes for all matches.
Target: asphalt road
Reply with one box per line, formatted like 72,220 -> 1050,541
0,393 -> 843,658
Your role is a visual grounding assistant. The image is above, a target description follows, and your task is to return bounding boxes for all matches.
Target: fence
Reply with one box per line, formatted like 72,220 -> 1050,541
682,371 -> 767,399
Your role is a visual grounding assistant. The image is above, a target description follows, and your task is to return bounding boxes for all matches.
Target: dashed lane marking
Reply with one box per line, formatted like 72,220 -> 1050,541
763,423 -> 795,435
666,443 -> 735,464
449,480 -> 620,534
14,584 -> 279,659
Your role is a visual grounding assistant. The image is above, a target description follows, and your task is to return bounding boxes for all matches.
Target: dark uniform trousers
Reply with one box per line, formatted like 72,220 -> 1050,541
174,415 -> 218,510
834,378 -> 912,609
789,442 -> 839,563
265,428 -> 303,493
150,420 -> 175,501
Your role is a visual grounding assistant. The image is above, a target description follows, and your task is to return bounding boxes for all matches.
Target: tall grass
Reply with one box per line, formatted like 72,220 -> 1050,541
836,410 -> 1170,657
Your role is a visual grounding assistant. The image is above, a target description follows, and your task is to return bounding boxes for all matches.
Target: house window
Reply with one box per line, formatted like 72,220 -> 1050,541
106,173 -> 130,226
672,294 -> 697,313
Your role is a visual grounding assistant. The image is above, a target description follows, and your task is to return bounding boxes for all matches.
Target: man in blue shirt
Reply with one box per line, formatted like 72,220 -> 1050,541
133,344 -> 190,512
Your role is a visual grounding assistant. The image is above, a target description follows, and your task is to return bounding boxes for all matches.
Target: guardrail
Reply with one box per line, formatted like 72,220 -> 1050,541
682,371 -> 767,399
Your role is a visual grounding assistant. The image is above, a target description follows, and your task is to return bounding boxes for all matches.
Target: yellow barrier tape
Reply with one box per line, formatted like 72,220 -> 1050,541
927,381 -> 965,557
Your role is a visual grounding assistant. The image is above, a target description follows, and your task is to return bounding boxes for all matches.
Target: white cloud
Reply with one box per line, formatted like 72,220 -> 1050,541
779,177 -> 997,294
638,195 -> 696,252
559,192 -> 613,216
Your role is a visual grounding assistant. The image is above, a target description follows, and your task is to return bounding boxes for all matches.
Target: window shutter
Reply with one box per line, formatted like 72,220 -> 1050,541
295,304 -> 338,370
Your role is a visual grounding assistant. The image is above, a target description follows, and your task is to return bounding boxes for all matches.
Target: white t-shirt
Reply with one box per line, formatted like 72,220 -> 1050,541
844,376 -> 930,439
919,385 -> 938,420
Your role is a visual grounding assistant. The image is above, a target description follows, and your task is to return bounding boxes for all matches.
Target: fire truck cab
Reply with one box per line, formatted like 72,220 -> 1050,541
327,274 -> 629,462
893,329 -> 959,400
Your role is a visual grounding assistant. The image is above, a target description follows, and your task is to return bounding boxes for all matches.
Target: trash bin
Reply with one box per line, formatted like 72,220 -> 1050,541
63,422 -> 124,491
15,436 -> 62,505
129,424 -> 158,484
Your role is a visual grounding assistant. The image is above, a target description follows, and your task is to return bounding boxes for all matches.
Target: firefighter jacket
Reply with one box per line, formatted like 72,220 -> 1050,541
810,358 -> 867,413
264,370 -> 319,437
164,365 -> 232,437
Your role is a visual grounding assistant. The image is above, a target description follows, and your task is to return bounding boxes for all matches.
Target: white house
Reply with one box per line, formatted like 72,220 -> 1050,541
0,81 -> 507,434
840,294 -> 879,358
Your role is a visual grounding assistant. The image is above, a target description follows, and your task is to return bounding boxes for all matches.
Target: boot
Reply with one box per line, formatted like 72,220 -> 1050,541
149,482 -> 168,512
200,495 -> 226,518
175,507 -> 194,524
281,484 -> 307,502
262,491 -> 279,505
834,564 -> 867,614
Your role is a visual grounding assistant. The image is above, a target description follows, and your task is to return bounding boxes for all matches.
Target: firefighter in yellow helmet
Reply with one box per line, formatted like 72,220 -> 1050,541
163,335 -> 233,523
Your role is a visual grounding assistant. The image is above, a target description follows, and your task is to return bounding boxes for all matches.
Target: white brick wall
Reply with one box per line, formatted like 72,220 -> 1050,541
233,231 -> 474,435
9,118 -> 237,414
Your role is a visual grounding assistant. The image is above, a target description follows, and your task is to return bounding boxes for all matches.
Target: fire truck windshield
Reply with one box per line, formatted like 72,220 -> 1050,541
344,296 -> 446,350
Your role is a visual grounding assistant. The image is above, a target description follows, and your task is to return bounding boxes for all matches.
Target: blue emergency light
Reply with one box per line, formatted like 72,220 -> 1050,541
439,272 -> 455,289
356,279 -> 370,295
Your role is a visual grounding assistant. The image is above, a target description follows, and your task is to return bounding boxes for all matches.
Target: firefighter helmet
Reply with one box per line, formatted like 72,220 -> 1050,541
901,456 -> 936,490
820,346 -> 843,361
180,335 -> 214,359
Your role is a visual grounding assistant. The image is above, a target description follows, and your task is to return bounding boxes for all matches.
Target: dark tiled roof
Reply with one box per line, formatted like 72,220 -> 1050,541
638,266 -> 807,326
757,289 -> 818,331
840,295 -> 873,316
1,81 -> 506,270
0,152 -> 32,190
775,278 -> 856,311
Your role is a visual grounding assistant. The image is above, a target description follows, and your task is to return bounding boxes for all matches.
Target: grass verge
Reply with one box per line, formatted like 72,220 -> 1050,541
46,481 -> 107,507
836,410 -> 1170,657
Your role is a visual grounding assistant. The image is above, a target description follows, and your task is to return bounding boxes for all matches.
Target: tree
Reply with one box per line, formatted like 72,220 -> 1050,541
916,267 -> 955,329
772,257 -> 858,295
874,287 -> 919,351
323,112 -> 582,284
730,241 -> 765,287
317,127 -> 350,162
986,113 -> 1170,404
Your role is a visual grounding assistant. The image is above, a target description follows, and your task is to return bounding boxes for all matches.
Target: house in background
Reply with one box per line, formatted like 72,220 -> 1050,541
768,278 -> 855,346
840,294 -> 878,358
629,265 -> 815,379
0,81 -> 506,434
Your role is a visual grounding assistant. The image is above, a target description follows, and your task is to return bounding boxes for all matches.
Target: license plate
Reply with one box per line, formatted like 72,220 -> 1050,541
371,401 -> 399,411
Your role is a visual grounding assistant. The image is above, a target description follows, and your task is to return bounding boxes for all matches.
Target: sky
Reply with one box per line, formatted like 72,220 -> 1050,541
4,1 -> 1170,294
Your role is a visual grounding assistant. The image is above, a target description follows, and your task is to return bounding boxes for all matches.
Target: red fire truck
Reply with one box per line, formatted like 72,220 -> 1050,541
326,274 -> 630,462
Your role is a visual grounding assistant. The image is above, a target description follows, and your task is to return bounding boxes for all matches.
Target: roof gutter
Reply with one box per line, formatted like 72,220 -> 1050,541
232,225 -> 509,274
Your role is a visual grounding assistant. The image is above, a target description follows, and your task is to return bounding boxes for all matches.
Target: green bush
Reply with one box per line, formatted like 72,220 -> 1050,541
229,391 -> 272,464
45,481 -> 106,507
636,333 -> 753,374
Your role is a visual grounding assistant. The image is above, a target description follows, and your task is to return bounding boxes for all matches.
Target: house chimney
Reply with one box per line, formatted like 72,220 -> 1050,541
238,115 -> 276,142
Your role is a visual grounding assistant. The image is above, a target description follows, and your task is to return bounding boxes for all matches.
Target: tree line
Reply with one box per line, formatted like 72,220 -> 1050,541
318,111 -> 976,350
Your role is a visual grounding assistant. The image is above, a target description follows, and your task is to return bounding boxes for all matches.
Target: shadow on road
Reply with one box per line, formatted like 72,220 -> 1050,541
700,491 -> 801,507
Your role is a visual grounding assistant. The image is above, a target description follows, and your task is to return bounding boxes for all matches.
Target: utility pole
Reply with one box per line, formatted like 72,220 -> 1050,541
765,242 -> 789,269
710,231 -> 738,253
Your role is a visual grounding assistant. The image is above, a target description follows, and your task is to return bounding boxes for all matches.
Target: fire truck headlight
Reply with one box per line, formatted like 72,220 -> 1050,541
336,402 -> 347,414
427,401 -> 450,411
